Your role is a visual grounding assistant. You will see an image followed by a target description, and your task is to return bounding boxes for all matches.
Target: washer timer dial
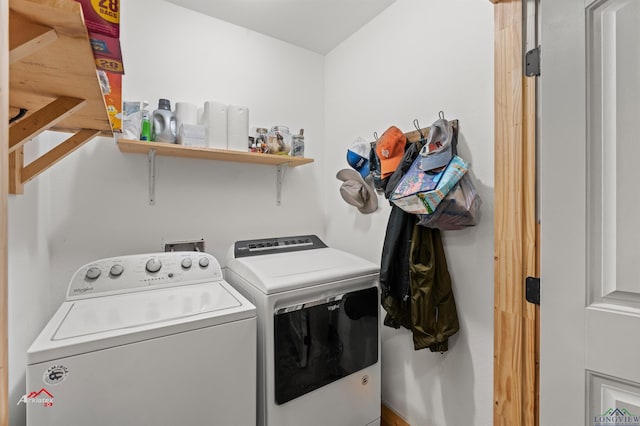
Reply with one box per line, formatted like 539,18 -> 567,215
181,258 -> 193,269
85,267 -> 101,280
109,264 -> 124,277
145,258 -> 162,273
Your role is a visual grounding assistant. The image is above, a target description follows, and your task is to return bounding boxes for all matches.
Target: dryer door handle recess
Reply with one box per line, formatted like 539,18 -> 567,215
275,293 -> 345,315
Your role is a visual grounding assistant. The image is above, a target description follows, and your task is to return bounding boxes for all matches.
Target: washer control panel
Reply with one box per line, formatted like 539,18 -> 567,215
67,252 -> 223,299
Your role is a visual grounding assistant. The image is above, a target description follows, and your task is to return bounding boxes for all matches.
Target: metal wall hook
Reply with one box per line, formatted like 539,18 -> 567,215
373,131 -> 379,142
438,111 -> 446,120
413,119 -> 425,141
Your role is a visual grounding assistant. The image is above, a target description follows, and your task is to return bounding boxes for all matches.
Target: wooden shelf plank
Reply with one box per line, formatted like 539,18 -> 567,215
9,0 -> 83,33
9,0 -> 112,133
117,139 -> 315,168
8,147 -> 24,195
22,128 -> 100,183
8,96 -> 86,152
8,9 -> 57,64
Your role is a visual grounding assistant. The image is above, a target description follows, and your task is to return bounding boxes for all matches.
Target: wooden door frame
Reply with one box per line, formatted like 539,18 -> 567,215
493,0 -> 539,425
0,1 -> 537,425
1,0 -> 9,424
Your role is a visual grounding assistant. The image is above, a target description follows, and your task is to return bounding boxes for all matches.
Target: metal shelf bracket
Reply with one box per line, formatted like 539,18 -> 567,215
148,148 -> 156,205
146,153 -> 289,206
276,164 -> 288,206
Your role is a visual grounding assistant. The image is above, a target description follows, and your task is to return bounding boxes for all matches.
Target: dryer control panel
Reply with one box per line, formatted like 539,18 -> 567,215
233,235 -> 327,258
66,252 -> 223,300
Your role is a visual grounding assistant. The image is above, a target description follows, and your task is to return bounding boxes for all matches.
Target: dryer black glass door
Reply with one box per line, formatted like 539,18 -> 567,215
273,286 -> 378,405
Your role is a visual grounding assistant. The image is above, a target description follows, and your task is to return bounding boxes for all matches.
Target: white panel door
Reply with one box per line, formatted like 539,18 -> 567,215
540,0 -> 640,425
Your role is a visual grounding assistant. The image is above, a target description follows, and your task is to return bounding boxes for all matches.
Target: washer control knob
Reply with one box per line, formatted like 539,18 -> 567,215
181,258 -> 193,269
109,264 -> 124,277
85,267 -> 101,280
198,257 -> 210,268
145,258 -> 162,273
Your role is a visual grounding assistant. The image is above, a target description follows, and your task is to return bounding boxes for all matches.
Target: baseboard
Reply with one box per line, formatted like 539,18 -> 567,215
381,403 -> 410,426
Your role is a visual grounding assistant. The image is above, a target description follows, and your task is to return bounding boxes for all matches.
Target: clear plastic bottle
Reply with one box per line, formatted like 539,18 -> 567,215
291,128 -> 304,157
152,98 -> 176,143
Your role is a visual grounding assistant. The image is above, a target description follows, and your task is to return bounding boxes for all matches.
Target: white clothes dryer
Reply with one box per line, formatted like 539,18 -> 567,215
225,235 -> 381,426
25,252 -> 256,426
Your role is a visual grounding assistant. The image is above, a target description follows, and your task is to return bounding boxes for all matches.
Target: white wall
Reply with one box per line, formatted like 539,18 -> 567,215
7,0 -> 493,425
324,1 -> 494,425
45,0 -> 326,307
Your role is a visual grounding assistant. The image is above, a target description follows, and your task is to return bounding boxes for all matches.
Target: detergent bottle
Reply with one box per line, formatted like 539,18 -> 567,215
152,98 -> 176,143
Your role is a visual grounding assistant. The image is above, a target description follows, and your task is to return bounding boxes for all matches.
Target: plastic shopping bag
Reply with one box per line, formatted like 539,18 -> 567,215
417,174 -> 481,230
390,155 -> 469,215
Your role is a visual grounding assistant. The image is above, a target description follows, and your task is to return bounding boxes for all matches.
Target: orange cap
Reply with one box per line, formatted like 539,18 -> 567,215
375,126 -> 407,179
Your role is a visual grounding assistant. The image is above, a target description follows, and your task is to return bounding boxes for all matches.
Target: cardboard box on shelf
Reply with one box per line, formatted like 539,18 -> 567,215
75,0 -> 123,131
98,70 -> 122,132
75,0 -> 120,37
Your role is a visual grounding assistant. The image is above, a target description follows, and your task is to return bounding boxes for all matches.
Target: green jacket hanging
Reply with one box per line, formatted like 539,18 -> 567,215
382,225 -> 460,352
409,226 -> 459,351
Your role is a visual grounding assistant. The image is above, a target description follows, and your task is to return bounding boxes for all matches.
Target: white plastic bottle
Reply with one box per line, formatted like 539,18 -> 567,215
152,98 -> 176,143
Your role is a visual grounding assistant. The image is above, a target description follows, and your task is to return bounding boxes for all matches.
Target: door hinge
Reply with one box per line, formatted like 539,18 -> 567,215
525,47 -> 540,77
525,277 -> 540,305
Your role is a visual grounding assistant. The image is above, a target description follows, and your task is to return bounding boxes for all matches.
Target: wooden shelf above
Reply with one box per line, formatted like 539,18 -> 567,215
117,139 -> 315,167
7,0 -> 113,194
9,0 -> 112,134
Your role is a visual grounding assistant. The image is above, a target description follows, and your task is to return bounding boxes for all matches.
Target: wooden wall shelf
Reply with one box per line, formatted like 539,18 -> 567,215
117,139 -> 314,206
7,0 -> 113,194
117,139 -> 315,167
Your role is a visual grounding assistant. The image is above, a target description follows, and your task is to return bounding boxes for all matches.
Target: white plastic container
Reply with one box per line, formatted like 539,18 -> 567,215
227,105 -> 249,151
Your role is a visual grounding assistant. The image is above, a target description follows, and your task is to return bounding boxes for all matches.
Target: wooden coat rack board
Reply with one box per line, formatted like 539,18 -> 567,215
372,119 -> 459,146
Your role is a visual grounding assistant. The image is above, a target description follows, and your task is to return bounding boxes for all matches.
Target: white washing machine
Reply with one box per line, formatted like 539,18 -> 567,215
225,235 -> 381,426
25,252 -> 256,426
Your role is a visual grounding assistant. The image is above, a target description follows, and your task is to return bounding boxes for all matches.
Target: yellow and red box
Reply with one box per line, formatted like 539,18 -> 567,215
74,0 -> 123,71
77,1 -> 123,70
75,0 -> 123,132
97,70 -> 122,132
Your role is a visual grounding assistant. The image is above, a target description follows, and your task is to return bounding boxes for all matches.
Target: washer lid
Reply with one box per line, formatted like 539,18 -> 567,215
225,247 -> 379,294
27,281 -> 255,365
55,281 -> 241,340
